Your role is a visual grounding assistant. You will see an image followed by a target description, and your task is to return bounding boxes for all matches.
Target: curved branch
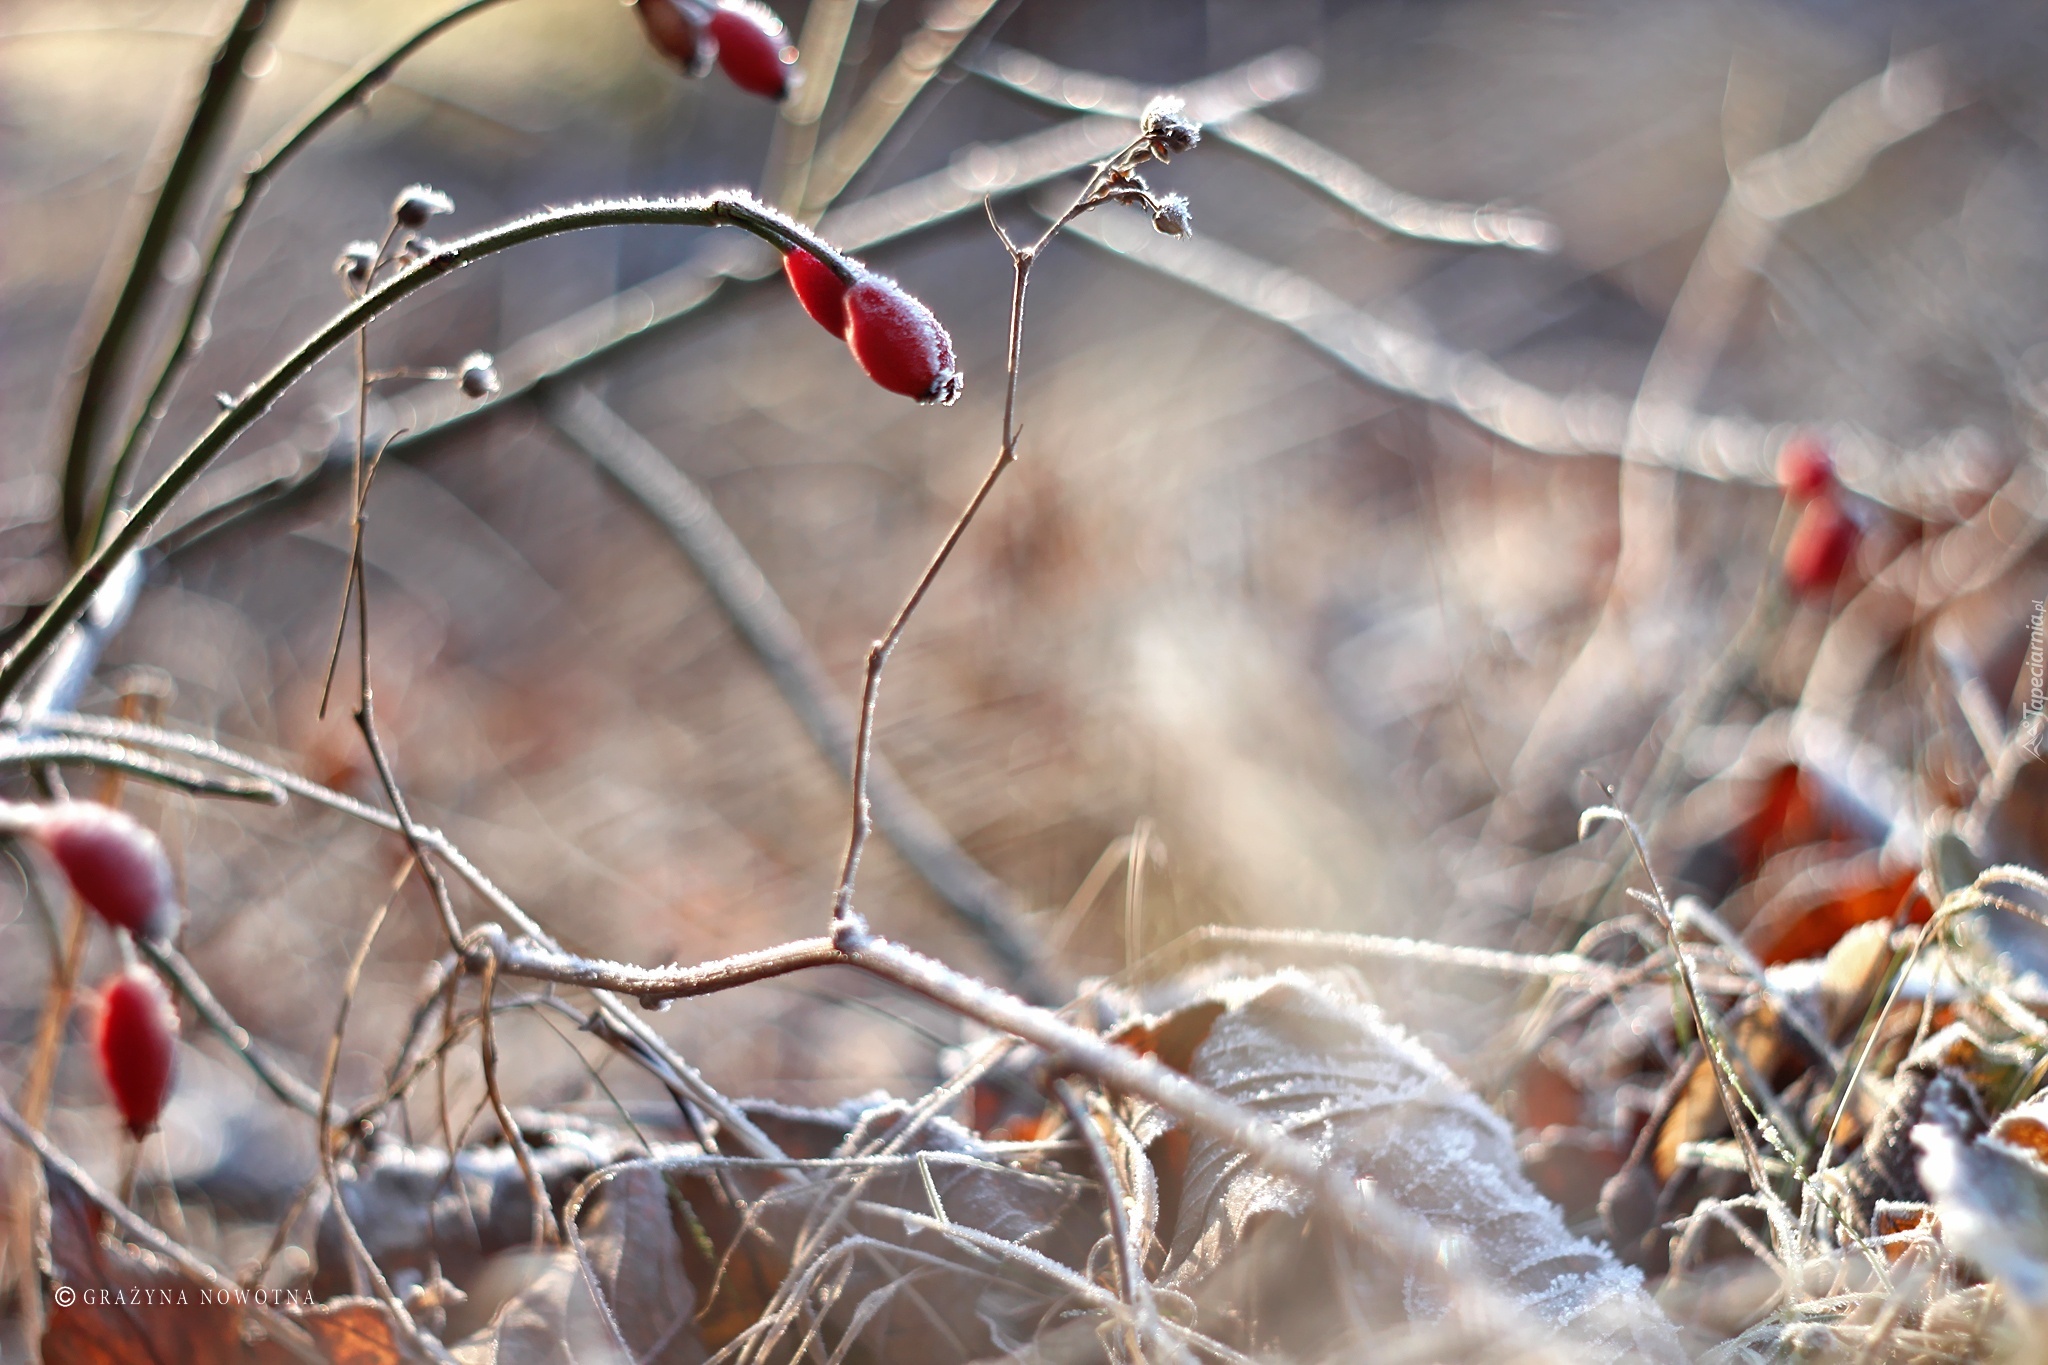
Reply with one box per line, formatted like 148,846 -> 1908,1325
93,0 -> 528,546
0,192 -> 857,706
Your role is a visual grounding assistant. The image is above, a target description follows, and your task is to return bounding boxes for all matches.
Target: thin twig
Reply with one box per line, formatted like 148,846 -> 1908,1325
2,193 -> 871,706
58,0 -> 281,555
799,0 -> 1011,219
146,51 -> 1316,563
971,43 -> 1558,251
1051,1078 -> 1157,1362
0,1087 -> 327,1365
0,736 -> 282,801
826,121 -> 1161,933
542,386 -> 1058,1001
94,0 -> 523,546
475,952 -> 554,1247
1059,206 -> 1967,516
138,938 -> 341,1123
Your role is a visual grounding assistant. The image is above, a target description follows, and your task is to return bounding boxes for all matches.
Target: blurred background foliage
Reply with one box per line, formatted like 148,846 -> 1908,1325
6,0 -> 2048,1338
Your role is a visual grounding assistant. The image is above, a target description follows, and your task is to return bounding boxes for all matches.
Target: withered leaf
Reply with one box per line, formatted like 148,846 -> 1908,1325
40,1156 -> 407,1365
1128,970 -> 1684,1363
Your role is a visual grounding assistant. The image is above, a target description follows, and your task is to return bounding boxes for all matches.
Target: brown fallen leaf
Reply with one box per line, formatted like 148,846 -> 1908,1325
40,1155 -> 406,1365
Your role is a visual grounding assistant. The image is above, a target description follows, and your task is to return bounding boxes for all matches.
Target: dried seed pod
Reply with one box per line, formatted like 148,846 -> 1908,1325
783,248 -> 850,337
635,0 -> 717,77
95,966 -> 178,1139
1783,490 -> 1860,599
1777,434 -> 1835,502
1151,192 -> 1194,237
335,240 -> 377,292
844,275 -> 962,405
392,184 -> 453,230
458,351 -> 500,399
1139,95 -> 1201,160
709,0 -> 798,101
34,802 -> 180,943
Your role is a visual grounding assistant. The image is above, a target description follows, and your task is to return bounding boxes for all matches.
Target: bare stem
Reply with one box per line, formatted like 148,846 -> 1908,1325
59,0 -> 281,556
91,0 -> 524,550
476,953 -> 555,1247
829,230 -> 1031,933
3,193 -> 850,708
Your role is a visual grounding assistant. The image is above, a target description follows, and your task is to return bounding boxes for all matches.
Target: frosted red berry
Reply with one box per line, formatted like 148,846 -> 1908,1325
36,803 -> 180,943
1783,490 -> 1859,599
636,0 -> 717,78
1777,434 -> 1835,502
96,966 -> 178,1139
784,248 -> 850,337
709,1 -> 798,101
844,276 -> 962,405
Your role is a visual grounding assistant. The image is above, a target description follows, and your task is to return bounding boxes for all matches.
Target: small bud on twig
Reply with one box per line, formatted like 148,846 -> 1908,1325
458,352 -> 501,400
335,240 -> 378,291
393,184 -> 454,230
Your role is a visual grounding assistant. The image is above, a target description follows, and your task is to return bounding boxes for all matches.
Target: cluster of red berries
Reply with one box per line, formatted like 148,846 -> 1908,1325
636,0 -> 798,101
1777,434 -> 1861,600
783,247 -> 963,405
9,802 -> 183,1138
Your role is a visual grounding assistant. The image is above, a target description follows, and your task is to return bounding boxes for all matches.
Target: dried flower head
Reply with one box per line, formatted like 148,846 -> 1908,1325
393,183 -> 454,229
458,352 -> 501,400
335,240 -> 378,291
1139,96 -> 1201,160
1151,193 -> 1194,237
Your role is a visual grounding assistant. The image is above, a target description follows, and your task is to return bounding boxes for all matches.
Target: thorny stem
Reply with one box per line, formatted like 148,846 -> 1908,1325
90,0 -> 523,551
1,194 -> 862,709
60,0 -> 281,557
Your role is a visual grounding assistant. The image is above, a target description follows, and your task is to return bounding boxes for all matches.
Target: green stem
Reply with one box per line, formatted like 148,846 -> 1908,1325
90,0 -> 523,554
60,0 -> 283,559
3,193 -> 850,707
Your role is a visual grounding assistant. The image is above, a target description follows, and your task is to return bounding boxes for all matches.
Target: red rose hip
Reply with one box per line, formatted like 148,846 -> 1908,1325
784,248 -> 850,337
636,0 -> 717,77
96,966 -> 178,1139
709,1 -> 798,101
35,802 -> 180,943
1783,490 -> 1859,599
844,276 -> 962,405
1777,434 -> 1835,502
